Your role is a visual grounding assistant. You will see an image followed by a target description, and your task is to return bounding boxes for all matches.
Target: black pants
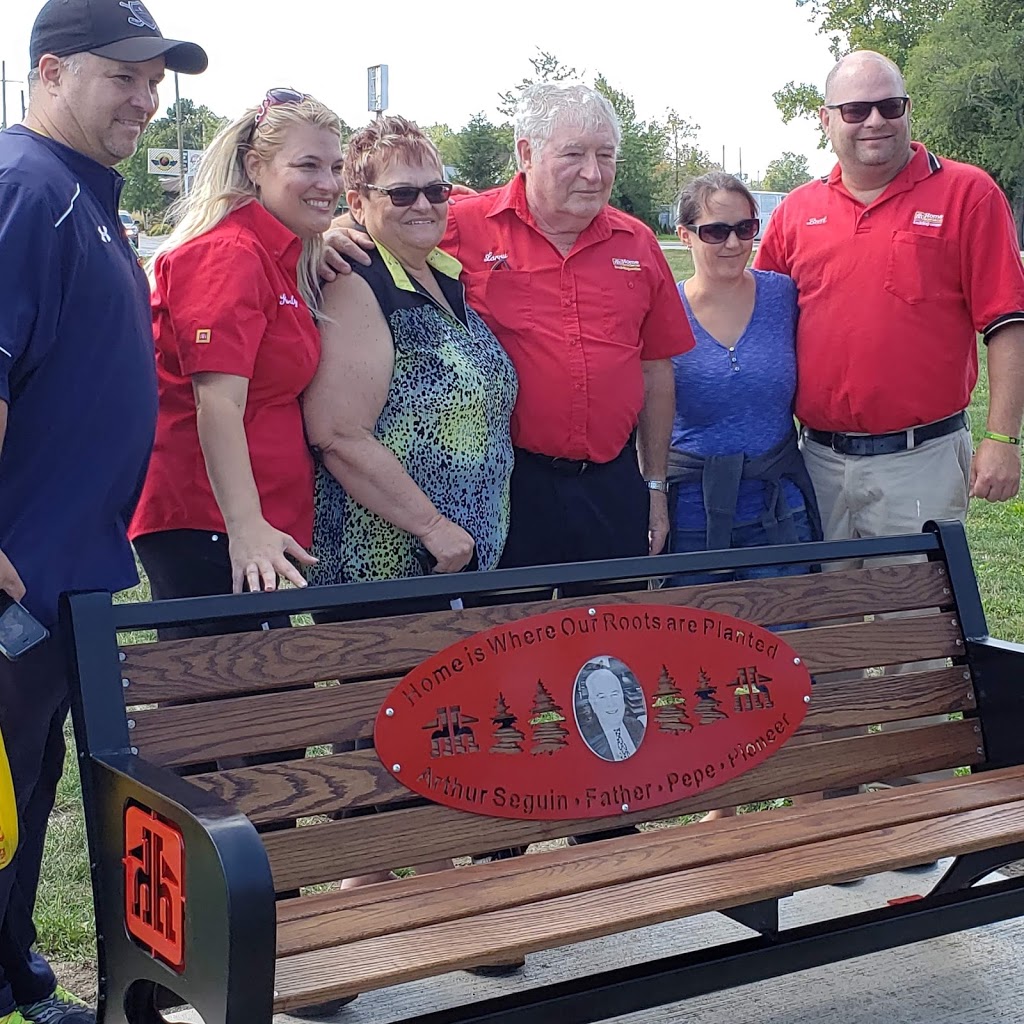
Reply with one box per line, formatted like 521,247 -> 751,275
133,529 -> 292,641
499,442 -> 649,572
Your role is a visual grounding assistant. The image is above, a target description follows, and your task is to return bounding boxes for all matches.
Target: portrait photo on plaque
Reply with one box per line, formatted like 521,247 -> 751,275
572,656 -> 648,762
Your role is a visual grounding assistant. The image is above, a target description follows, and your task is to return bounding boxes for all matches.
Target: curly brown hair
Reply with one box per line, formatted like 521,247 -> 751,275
343,115 -> 442,192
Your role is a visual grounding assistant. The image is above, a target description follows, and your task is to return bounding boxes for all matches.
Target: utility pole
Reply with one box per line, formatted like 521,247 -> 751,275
0,63 -> 25,130
174,71 -> 185,198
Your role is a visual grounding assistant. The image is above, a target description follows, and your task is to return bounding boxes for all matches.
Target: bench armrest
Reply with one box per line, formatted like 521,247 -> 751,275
80,751 -> 276,1021
966,636 -> 1024,771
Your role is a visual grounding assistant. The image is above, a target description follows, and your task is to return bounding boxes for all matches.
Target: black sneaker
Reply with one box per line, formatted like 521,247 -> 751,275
20,988 -> 95,1024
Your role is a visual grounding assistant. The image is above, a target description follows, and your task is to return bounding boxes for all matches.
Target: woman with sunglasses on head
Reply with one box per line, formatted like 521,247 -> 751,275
129,89 -> 345,630
668,172 -> 822,581
303,115 -> 517,590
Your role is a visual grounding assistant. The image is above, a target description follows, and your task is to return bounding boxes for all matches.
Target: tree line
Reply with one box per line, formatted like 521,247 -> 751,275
774,0 -> 1024,238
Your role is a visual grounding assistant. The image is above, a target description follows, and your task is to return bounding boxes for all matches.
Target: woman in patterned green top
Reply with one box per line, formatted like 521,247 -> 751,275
304,117 -> 517,584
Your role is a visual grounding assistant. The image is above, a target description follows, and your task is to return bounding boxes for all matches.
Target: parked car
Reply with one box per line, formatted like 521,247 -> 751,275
119,210 -> 140,247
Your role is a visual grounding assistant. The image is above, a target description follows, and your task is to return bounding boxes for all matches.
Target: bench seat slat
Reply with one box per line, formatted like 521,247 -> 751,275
131,663 -> 972,767
275,765 -> 1024,956
258,719 -> 983,888
272,794 -> 1024,1008
119,563 -> 953,703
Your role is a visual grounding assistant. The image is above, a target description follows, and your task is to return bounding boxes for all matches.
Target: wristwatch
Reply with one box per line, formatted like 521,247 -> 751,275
646,479 -> 668,493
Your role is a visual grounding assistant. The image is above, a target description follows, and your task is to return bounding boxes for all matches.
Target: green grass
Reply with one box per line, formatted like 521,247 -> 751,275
33,268 -> 1024,977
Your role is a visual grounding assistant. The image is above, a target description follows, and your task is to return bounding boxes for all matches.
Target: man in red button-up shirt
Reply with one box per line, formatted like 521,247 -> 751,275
442,83 -> 693,568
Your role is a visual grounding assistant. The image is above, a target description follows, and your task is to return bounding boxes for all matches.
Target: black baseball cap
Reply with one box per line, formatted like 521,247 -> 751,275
30,0 -> 208,75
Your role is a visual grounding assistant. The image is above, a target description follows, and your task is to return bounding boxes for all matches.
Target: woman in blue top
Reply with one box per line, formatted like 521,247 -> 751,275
668,172 -> 821,580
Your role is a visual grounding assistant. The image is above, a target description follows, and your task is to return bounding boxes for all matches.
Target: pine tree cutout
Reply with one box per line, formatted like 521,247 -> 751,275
694,667 -> 729,725
489,692 -> 525,754
529,680 -> 570,755
733,667 -> 775,712
652,665 -> 693,734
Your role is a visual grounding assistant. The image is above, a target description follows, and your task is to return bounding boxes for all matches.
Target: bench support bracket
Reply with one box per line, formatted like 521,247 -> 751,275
931,842 -> 1024,898
719,896 -> 784,936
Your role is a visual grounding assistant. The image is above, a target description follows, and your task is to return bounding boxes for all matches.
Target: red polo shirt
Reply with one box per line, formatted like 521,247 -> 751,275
756,143 -> 1024,434
442,174 -> 693,463
130,201 -> 320,546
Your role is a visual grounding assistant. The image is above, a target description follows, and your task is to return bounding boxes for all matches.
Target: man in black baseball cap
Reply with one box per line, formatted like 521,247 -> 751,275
0,5 -> 205,1024
30,0 -> 208,74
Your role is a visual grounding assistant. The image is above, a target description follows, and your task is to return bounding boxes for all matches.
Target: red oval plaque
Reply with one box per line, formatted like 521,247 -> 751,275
374,605 -> 811,820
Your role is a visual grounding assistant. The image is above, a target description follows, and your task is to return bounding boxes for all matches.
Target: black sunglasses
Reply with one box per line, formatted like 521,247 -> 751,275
364,182 -> 454,207
253,87 -> 306,130
824,96 -> 909,124
685,219 -> 760,244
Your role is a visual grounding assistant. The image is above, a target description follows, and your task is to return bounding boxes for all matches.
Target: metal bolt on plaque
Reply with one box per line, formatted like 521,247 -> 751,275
392,764 -> 401,772
621,804 -> 629,812
385,708 -> 395,717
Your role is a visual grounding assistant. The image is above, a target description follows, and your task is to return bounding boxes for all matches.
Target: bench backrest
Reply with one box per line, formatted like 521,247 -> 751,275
69,527 -> 987,895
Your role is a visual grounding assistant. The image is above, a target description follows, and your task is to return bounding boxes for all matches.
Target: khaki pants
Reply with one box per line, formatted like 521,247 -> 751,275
801,424 -> 973,783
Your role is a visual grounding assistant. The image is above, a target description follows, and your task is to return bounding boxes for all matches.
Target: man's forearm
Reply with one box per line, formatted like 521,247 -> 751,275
986,324 -> 1024,437
636,359 -> 675,479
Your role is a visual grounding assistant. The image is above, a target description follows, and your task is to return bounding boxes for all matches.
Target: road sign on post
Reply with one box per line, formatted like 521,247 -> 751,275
368,65 -> 389,115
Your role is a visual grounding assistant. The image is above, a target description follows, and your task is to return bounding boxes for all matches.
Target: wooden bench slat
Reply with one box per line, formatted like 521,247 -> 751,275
272,795 -> 1024,1007
119,562 -> 953,702
132,663 -> 973,767
275,765 -> 1024,956
259,719 -> 982,888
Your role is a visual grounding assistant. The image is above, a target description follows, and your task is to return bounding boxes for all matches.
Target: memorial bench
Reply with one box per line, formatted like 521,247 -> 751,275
64,519 -> 1024,1024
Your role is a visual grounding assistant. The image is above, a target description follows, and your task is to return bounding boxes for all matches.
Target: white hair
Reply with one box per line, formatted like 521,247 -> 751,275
28,55 -> 83,94
513,81 -> 620,168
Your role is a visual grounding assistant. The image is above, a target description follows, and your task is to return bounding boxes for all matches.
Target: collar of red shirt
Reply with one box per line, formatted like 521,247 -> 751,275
483,171 -> 635,246
826,141 -> 942,203
229,199 -> 305,265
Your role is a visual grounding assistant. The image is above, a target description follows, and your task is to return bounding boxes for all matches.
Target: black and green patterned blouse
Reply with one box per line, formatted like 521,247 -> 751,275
310,242 -> 518,584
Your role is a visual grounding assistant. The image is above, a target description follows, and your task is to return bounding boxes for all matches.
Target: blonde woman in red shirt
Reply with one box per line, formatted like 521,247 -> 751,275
130,90 -> 344,637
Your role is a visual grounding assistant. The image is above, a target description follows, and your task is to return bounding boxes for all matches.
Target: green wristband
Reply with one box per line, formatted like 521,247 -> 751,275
984,431 -> 1021,445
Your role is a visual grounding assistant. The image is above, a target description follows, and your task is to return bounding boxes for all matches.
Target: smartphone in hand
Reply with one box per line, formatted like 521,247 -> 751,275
0,591 -> 49,661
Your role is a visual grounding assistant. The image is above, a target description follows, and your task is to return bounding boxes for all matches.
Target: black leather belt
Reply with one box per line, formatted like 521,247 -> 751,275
517,449 -> 592,475
803,412 -> 967,457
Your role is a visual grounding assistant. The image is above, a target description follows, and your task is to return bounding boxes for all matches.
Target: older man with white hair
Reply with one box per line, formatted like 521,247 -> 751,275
440,82 -> 694,569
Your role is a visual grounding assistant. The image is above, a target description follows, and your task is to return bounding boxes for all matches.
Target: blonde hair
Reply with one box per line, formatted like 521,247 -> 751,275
150,92 -> 343,313
343,115 -> 441,191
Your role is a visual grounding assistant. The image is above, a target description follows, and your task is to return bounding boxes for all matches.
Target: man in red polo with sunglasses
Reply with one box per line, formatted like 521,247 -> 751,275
757,50 -> 1024,540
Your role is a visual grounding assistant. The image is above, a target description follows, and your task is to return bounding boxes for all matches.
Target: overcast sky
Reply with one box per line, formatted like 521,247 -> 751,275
1,0 -> 842,181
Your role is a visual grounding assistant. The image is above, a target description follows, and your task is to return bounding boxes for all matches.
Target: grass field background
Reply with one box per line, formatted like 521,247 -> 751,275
34,245 -> 1024,992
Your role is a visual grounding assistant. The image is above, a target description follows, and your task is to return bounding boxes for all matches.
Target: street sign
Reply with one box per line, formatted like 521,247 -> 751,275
147,148 -> 203,175
367,65 -> 389,114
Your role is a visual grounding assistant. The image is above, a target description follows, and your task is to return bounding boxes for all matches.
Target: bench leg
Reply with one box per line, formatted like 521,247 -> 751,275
930,842 -> 1024,898
719,896 -> 784,936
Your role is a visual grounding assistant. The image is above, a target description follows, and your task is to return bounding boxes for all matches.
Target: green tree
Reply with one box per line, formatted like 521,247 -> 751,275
451,112 -> 514,191
421,123 -> 460,168
498,49 -> 582,118
905,0 -> 1024,238
594,74 -> 668,228
773,0 -> 953,140
760,151 -> 814,192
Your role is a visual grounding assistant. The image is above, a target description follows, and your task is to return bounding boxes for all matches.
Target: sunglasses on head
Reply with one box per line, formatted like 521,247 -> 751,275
685,218 -> 760,244
824,96 -> 909,124
253,87 -> 306,131
364,182 -> 454,207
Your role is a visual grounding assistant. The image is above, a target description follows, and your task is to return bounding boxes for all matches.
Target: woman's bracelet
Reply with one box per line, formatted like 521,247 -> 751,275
983,431 -> 1021,445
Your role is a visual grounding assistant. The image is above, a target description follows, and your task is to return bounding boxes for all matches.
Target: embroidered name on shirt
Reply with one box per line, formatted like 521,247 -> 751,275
912,211 -> 944,228
279,293 -> 300,307
612,258 -> 642,271
195,329 -> 212,344
483,252 -> 508,263
805,216 -> 828,226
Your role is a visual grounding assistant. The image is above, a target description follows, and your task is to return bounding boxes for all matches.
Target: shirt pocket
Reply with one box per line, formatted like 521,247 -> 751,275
599,269 -> 652,343
884,231 -> 959,305
464,269 -> 534,334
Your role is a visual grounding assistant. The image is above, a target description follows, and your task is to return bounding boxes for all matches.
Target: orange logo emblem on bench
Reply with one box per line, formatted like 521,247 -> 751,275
123,804 -> 186,971
375,605 -> 811,821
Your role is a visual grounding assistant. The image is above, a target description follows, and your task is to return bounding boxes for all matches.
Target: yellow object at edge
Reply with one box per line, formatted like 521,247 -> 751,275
0,727 -> 17,868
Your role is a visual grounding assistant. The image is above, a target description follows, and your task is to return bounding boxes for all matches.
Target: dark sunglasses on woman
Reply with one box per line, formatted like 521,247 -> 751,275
364,182 -> 455,207
824,96 -> 909,124
253,87 -> 306,130
685,218 -> 760,245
